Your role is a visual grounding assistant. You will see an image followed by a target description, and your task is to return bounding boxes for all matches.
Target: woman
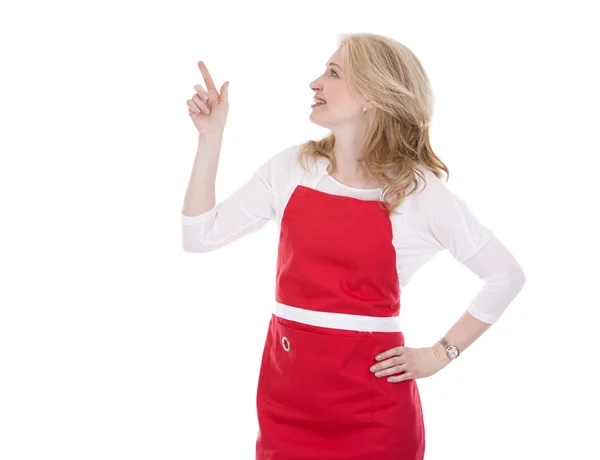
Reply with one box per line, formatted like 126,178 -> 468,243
181,33 -> 526,460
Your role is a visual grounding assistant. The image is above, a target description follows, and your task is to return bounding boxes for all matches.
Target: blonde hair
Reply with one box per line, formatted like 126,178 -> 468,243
299,32 -> 450,217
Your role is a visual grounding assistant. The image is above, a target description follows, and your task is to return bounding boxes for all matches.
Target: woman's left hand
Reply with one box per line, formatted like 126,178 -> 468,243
369,345 -> 449,382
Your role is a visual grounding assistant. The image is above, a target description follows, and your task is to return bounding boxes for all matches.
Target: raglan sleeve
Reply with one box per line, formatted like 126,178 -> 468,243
409,171 -> 526,324
180,152 -> 278,253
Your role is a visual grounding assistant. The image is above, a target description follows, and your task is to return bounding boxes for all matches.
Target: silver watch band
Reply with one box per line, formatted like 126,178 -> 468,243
439,337 -> 460,359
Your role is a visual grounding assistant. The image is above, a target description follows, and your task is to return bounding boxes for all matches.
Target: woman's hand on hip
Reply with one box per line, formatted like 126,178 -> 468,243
369,345 -> 449,383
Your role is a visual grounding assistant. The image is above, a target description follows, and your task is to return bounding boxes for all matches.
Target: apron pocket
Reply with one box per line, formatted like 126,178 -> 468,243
259,315 -> 376,423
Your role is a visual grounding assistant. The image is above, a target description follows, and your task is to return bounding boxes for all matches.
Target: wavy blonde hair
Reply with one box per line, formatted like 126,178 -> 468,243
299,32 -> 450,217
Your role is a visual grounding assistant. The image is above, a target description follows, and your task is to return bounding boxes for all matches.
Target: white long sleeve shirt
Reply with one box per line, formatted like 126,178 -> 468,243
181,143 -> 525,324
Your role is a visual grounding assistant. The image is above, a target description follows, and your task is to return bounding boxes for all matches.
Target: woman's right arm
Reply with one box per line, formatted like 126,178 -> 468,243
181,133 -> 224,218
181,60 -> 277,253
181,134 -> 276,253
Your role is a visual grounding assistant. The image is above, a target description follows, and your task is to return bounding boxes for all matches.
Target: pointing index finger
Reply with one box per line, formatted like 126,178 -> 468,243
198,61 -> 217,93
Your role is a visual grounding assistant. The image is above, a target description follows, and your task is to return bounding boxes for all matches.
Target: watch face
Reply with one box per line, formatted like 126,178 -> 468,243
447,345 -> 459,359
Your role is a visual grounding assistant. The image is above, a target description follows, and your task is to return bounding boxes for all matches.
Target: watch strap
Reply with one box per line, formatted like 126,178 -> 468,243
439,337 -> 460,359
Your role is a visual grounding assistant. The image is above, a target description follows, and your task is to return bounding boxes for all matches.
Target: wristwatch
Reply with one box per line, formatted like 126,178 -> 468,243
439,337 -> 460,360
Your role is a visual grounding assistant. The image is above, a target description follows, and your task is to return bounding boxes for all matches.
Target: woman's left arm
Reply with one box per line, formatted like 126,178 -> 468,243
371,237 -> 526,381
370,171 -> 526,382
431,236 -> 526,364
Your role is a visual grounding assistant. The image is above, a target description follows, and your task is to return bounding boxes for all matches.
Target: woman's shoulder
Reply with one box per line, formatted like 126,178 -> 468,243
260,143 -> 305,170
255,143 -> 301,175
253,143 -> 311,195
388,165 -> 454,228
407,164 -> 453,206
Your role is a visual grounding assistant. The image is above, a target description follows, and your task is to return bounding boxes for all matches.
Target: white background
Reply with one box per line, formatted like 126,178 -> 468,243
1,0 -> 598,459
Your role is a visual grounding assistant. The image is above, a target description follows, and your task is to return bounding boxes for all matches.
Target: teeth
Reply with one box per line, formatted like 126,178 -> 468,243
314,99 -> 326,104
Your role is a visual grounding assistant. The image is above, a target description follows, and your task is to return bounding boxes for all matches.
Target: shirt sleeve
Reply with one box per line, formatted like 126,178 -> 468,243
462,236 -> 526,324
181,157 -> 276,253
407,170 -> 526,324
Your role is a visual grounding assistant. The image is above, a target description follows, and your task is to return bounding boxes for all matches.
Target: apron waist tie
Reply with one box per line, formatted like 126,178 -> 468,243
274,301 -> 401,332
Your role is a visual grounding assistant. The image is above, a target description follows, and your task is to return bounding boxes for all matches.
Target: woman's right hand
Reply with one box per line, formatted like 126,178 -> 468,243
187,61 -> 230,137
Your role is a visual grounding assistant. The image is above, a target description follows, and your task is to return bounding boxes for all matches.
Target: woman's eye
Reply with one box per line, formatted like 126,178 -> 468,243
329,69 -> 338,77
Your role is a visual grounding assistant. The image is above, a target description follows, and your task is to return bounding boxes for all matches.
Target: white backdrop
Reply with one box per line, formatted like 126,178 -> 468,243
1,0 -> 598,459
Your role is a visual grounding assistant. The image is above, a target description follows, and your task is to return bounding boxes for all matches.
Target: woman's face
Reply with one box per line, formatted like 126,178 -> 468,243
309,47 -> 367,129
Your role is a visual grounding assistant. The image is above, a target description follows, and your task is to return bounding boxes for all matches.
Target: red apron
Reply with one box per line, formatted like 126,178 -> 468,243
255,183 -> 425,460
